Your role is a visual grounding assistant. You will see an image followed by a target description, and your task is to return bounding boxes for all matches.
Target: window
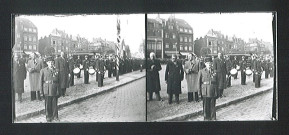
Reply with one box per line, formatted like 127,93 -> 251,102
33,45 -> 36,50
180,36 -> 183,42
165,33 -> 169,38
53,40 -> 56,45
33,37 -> 36,42
189,37 -> 192,42
24,45 -> 27,49
24,27 -> 28,31
148,43 -> 151,49
180,45 -> 183,50
29,28 -> 32,32
33,29 -> 37,32
172,34 -> 176,39
184,37 -> 187,42
29,45 -> 32,50
208,41 -> 212,46
165,43 -> 169,48
24,36 -> 27,41
157,43 -> 161,50
184,29 -> 188,32
173,44 -> 176,49
189,30 -> 192,33
180,28 -> 183,32
29,36 -> 32,41
189,46 -> 192,51
184,46 -> 187,50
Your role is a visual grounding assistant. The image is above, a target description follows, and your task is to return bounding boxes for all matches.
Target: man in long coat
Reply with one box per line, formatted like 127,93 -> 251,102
239,56 -> 247,85
146,52 -> 162,101
55,52 -> 69,97
184,53 -> 200,102
254,56 -> 263,88
251,54 -> 257,82
83,55 -> 90,84
96,56 -> 105,87
165,54 -> 184,104
13,54 -> 27,102
39,56 -> 60,122
197,57 -> 218,121
213,53 -> 227,98
225,55 -> 233,87
68,54 -> 75,86
27,53 -> 43,101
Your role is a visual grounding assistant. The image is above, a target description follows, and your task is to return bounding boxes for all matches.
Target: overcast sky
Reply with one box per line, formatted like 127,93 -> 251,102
19,14 -> 145,53
148,13 -> 274,43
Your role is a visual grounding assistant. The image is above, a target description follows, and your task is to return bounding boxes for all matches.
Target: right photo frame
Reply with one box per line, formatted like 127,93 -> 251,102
146,13 -> 277,122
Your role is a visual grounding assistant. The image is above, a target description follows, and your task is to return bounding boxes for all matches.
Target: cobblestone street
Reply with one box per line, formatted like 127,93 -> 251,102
188,89 -> 273,121
16,78 -> 146,123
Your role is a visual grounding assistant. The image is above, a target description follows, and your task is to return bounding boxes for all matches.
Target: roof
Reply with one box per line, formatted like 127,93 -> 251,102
175,18 -> 192,29
206,29 -> 224,38
50,28 -> 68,37
147,18 -> 162,24
15,17 -> 37,28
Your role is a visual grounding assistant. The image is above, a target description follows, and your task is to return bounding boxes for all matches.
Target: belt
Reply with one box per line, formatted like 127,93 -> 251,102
44,81 -> 58,84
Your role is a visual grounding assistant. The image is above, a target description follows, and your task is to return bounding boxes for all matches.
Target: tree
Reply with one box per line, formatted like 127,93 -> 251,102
200,47 -> 211,57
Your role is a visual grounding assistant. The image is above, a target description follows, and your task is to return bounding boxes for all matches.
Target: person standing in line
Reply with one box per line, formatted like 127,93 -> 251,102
55,52 -> 69,97
263,58 -> 270,79
269,57 -> 274,78
254,56 -> 263,88
165,54 -> 184,104
68,54 -> 75,86
184,53 -> 200,102
213,53 -> 227,98
197,57 -> 218,121
83,55 -> 90,84
251,54 -> 257,83
27,53 -> 43,101
225,55 -> 233,87
239,56 -> 247,85
93,55 -> 99,82
75,55 -> 82,78
97,55 -> 105,87
232,56 -> 239,80
13,54 -> 27,103
146,52 -> 162,101
39,56 -> 60,122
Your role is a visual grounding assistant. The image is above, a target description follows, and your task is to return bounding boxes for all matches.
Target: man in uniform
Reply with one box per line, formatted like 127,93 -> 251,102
93,55 -> 99,82
197,57 -> 218,121
75,55 -> 82,78
39,56 -> 60,122
184,53 -> 200,102
147,52 -> 162,101
68,54 -> 75,86
55,52 -> 69,97
239,56 -> 247,85
225,55 -> 233,87
254,56 -> 263,88
107,55 -> 113,78
96,55 -> 105,87
213,53 -> 227,98
232,56 -> 239,79
83,55 -> 90,84
165,54 -> 184,104
263,58 -> 270,79
251,54 -> 257,83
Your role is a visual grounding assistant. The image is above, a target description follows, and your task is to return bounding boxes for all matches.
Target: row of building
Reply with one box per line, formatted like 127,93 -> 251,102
147,15 -> 273,58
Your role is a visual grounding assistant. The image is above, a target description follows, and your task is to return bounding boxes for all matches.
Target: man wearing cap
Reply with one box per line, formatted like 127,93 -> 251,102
75,55 -> 82,78
184,53 -> 200,102
68,54 -> 75,86
13,54 -> 27,103
39,56 -> 60,122
83,55 -> 90,84
225,55 -> 233,87
197,57 -> 218,121
165,54 -> 184,104
240,56 -> 247,85
27,53 -> 43,101
254,56 -> 263,88
213,53 -> 227,98
96,55 -> 105,87
55,52 -> 69,97
147,52 -> 162,101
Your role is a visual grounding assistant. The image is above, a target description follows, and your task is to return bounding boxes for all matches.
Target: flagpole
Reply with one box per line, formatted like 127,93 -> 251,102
116,15 -> 120,81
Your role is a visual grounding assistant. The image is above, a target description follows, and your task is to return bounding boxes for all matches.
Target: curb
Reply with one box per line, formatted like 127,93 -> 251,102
16,74 -> 146,121
153,87 -> 273,122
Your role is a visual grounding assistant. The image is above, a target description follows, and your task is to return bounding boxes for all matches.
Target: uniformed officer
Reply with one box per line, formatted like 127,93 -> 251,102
39,56 -> 60,122
254,56 -> 263,88
197,57 -> 218,121
225,55 -> 233,87
240,56 -> 247,85
97,55 -> 105,87
75,55 -> 82,78
83,55 -> 90,84
251,54 -> 257,83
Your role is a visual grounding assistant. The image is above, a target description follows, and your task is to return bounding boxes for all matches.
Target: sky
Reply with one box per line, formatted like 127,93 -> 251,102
18,14 -> 145,53
148,13 -> 274,43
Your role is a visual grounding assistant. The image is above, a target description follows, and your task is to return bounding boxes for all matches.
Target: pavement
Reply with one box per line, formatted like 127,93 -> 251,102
147,65 -> 274,122
16,78 -> 146,123
14,69 -> 145,121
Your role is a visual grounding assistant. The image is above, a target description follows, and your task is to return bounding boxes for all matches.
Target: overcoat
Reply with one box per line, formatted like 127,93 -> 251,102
13,59 -> 27,93
27,58 -> 43,91
197,68 -> 218,98
54,57 -> 69,89
184,59 -> 199,93
39,67 -> 60,96
165,61 -> 184,94
146,59 -> 162,93
213,57 -> 227,90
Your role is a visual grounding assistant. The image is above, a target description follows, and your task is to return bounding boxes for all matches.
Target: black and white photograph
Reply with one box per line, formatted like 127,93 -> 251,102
12,14 -> 146,123
146,13 -> 276,121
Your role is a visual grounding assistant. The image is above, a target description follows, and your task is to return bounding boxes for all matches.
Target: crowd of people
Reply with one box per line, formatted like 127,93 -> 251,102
147,52 -> 274,121
12,51 -> 144,122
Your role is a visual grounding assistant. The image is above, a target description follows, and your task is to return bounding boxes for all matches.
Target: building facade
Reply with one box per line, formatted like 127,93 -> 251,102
147,17 -> 164,58
14,17 -> 38,54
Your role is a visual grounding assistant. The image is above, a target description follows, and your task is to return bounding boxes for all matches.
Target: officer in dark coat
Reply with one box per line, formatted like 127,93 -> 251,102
165,54 -> 184,104
93,55 -> 99,81
68,54 -> 75,86
13,54 -> 27,102
254,56 -> 263,88
147,52 -> 162,101
197,57 -> 218,121
225,55 -> 232,87
55,52 -> 69,97
263,59 -> 270,79
213,53 -> 227,98
232,56 -> 239,79
107,55 -> 113,78
240,56 -> 247,85
39,56 -> 60,122
83,55 -> 90,84
251,54 -> 257,82
75,55 -> 82,78
96,56 -> 105,87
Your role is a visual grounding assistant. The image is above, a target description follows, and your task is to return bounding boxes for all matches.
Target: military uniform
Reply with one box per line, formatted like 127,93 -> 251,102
93,57 -> 99,81
96,58 -> 105,87
240,58 -> 247,85
251,58 -> 257,82
254,59 -> 263,88
83,58 -> 90,84
39,66 -> 60,122
197,67 -> 218,121
263,60 -> 270,79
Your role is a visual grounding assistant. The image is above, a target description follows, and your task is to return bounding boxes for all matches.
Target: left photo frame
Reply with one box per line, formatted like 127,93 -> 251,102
11,14 -> 146,123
